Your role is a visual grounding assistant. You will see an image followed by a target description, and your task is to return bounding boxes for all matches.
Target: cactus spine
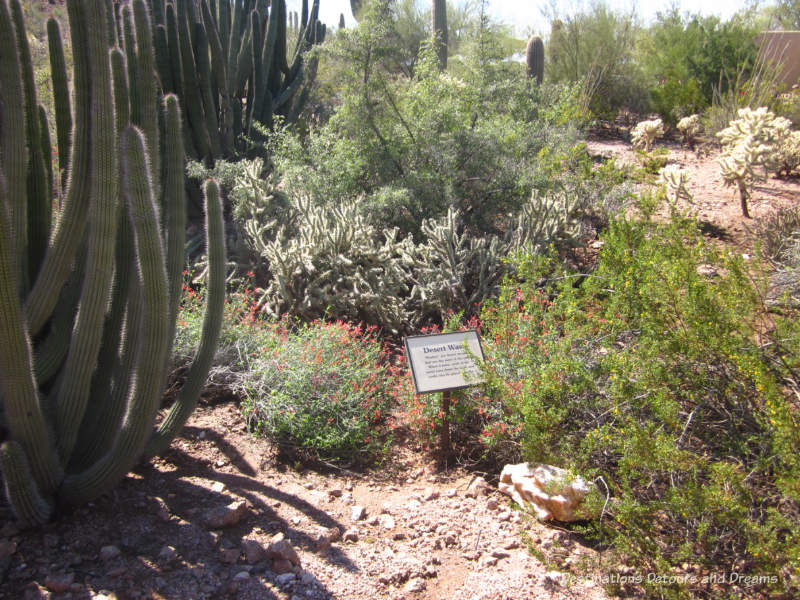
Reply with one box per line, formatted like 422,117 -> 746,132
0,0 -> 225,525
526,35 -> 544,84
432,0 -> 448,69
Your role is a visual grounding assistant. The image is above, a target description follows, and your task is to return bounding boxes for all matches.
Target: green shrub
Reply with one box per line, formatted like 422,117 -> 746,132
271,15 -> 584,236
240,320 -> 401,465
480,203 -> 800,598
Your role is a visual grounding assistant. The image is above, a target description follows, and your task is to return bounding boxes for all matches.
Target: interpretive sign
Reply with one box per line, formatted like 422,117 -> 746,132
404,330 -> 485,395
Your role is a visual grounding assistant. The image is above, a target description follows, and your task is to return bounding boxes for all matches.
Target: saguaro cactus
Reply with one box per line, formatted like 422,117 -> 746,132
526,35 -> 544,84
432,0 -> 448,69
0,0 -> 225,524
143,0 -> 326,161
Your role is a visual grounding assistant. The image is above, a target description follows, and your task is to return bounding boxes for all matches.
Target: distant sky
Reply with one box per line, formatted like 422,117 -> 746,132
286,0 -> 758,36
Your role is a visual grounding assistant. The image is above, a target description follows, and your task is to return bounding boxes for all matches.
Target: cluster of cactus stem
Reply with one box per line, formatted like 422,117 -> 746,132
657,165 -> 693,207
141,0 -> 326,162
236,187 -> 584,330
631,118 -> 665,153
526,35 -> 544,84
676,114 -> 702,148
717,107 -> 797,217
0,0 -> 225,525
249,198 -> 417,333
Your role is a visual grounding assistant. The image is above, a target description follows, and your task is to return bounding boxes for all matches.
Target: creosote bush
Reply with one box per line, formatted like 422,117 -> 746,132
479,202 -> 800,598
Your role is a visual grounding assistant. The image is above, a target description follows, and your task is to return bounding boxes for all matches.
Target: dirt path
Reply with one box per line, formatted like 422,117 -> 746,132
587,139 -> 800,251
0,401 -> 610,600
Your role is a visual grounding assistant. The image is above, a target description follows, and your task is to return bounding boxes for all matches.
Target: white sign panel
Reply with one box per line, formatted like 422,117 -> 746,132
404,330 -> 485,394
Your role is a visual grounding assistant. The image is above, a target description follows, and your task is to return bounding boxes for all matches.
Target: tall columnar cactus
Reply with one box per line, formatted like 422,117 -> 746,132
142,0 -> 326,162
526,35 -> 544,84
432,0 -> 448,70
0,0 -> 225,525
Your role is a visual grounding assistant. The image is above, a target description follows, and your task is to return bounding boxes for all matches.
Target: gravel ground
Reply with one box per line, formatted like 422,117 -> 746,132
0,401 -> 611,600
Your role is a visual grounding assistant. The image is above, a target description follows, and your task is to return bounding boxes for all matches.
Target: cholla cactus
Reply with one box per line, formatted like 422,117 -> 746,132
657,165 -> 693,206
506,189 -> 583,254
631,118 -> 665,152
414,208 -> 505,321
248,198 -> 418,333
676,114 -> 702,148
716,107 -> 791,217
776,130 -> 800,177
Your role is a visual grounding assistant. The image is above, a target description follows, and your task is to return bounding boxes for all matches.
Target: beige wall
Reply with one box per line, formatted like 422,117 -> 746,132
759,31 -> 800,88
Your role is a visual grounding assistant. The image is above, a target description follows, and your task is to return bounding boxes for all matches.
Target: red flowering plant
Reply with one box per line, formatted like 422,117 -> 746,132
392,311 -> 523,467
240,320 -> 405,465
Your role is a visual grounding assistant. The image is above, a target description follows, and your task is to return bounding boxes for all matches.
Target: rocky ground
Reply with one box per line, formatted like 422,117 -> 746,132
0,401 -> 611,600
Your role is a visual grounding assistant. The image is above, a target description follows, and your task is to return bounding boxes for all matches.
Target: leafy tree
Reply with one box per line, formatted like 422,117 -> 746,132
545,2 -> 647,117
774,0 -> 800,29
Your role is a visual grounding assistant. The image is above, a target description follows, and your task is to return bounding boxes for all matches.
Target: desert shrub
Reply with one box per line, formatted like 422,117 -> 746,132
174,278 -> 403,464
640,9 -> 759,124
480,204 -> 800,598
240,320 -> 401,464
545,2 -> 648,117
271,13 -> 584,236
757,205 -> 800,264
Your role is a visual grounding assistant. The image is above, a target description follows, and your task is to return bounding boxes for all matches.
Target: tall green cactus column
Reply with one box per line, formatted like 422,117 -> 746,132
144,0 -> 326,162
526,35 -> 544,84
0,0 -> 225,525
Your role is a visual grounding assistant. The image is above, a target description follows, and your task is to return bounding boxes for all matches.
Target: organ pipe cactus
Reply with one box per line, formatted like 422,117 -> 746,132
143,0 -> 326,161
526,35 -> 544,84
0,0 -> 225,525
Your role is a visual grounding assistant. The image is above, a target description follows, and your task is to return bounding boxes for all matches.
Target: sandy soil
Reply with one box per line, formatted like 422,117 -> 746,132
587,139 -> 800,251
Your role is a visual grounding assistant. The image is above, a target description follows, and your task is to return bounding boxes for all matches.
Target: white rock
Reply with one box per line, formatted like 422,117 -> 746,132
498,463 -> 592,522
404,577 -> 427,593
351,505 -> 367,521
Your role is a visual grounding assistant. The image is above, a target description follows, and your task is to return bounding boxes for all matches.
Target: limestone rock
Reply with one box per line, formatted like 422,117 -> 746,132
498,463 -> 592,522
